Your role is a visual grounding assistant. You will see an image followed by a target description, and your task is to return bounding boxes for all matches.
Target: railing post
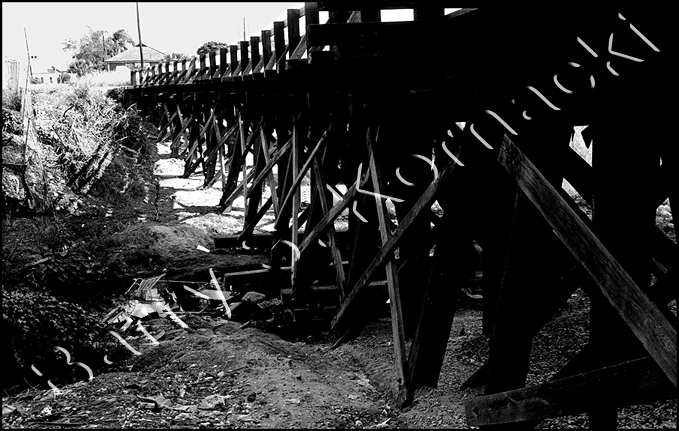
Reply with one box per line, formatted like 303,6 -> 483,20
261,29 -> 272,69
230,45 -> 239,75
239,40 -> 249,75
199,53 -> 206,79
274,21 -> 286,72
287,8 -> 301,61
209,50 -> 217,79
219,47 -> 228,78
250,36 -> 261,73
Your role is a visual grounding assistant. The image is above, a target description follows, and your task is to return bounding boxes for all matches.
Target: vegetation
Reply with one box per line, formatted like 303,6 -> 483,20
1,81 -> 159,394
196,41 -> 228,56
162,52 -> 191,62
63,28 -> 135,76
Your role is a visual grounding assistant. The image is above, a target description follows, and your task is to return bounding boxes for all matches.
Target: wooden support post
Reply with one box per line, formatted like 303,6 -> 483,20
199,54 -> 206,80
219,47 -> 228,78
287,9 -> 301,62
239,41 -> 250,76
229,45 -> 238,76
238,113 -> 249,219
219,145 -> 227,190
291,116 -> 301,286
496,135 -> 676,387
274,127 -> 329,231
244,119 -> 266,231
274,21 -> 286,71
588,108 -> 660,427
367,129 -> 409,407
311,153 -> 346,300
260,126 -> 280,216
250,36 -> 261,73
209,50 -> 217,80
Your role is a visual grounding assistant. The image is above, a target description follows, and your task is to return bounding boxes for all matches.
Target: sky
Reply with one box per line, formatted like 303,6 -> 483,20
2,2 -> 306,72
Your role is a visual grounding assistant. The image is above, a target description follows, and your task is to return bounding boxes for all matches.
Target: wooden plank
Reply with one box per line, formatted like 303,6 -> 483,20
497,135 -> 677,386
407,145 -> 473,390
312,153 -> 346,299
274,127 -> 330,231
465,356 -> 673,427
219,47 -> 228,78
250,36 -> 261,74
229,45 -> 239,75
244,119 -> 266,230
260,126 -> 280,216
367,131 -> 409,407
238,113 -> 249,219
273,21 -> 286,71
239,41 -> 250,76
287,9 -> 301,60
414,6 -> 445,21
291,117 -> 301,286
261,30 -> 272,68
360,9 -> 381,22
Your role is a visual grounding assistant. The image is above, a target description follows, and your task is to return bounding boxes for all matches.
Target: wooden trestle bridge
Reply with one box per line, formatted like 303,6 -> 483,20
125,4 -> 677,428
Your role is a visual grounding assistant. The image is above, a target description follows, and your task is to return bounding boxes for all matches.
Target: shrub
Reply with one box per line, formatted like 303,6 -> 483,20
1,287 -> 129,391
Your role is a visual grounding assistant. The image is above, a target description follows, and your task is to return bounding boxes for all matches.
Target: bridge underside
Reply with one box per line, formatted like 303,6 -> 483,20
126,4 -> 677,427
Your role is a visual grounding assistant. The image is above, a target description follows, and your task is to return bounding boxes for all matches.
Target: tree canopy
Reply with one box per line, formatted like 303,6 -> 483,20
196,41 -> 228,56
63,28 -> 135,76
162,52 -> 191,62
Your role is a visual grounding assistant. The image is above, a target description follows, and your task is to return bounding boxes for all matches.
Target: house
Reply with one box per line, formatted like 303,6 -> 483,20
104,44 -> 166,72
32,66 -> 74,85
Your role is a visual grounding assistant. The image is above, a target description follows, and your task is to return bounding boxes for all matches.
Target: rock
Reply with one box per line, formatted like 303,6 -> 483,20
241,291 -> 266,303
247,392 -> 256,402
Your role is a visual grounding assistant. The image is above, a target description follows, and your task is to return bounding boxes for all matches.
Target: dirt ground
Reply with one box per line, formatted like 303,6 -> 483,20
2,140 -> 676,429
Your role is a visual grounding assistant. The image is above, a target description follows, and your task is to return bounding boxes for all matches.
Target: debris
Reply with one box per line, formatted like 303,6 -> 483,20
164,304 -> 189,328
285,398 -> 301,405
109,331 -> 142,355
209,268 -> 231,319
197,245 -> 210,253
183,285 -> 211,300
137,394 -> 174,410
348,394 -> 359,400
136,321 -> 160,345
375,418 -> 391,428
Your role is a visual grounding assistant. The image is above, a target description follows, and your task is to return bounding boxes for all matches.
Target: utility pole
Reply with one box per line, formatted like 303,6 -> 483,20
136,2 -> 144,72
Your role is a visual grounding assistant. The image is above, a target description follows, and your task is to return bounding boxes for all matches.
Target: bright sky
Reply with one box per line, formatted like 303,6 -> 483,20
2,2 -> 305,72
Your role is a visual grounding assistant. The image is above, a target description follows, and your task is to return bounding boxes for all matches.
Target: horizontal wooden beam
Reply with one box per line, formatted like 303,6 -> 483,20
497,135 -> 677,386
465,356 -> 674,427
